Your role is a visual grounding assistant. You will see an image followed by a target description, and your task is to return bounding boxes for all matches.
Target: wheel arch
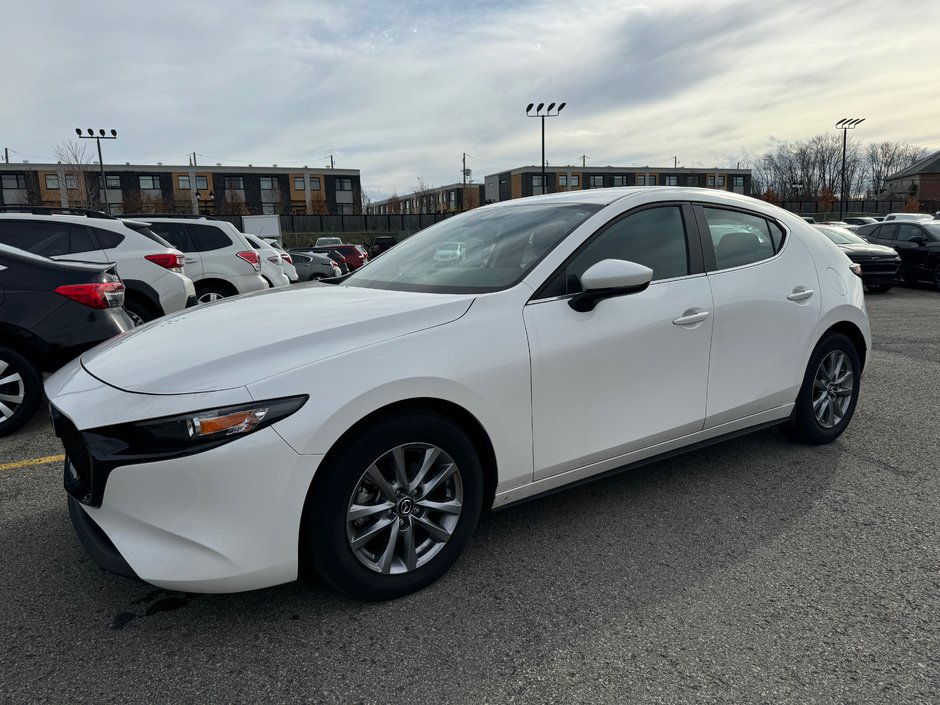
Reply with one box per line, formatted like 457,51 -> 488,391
195,278 -> 239,297
821,320 -> 868,374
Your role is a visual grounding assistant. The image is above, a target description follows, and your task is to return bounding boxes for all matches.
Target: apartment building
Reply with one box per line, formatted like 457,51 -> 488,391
484,165 -> 752,202
366,183 -> 485,215
0,162 -> 362,215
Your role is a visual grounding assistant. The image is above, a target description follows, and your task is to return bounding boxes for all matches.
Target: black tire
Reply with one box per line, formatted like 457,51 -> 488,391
781,333 -> 861,445
934,264 -> 940,292
306,410 -> 483,600
308,273 -> 325,281
195,283 -> 230,304
0,345 -> 43,438
123,298 -> 154,326
864,284 -> 893,293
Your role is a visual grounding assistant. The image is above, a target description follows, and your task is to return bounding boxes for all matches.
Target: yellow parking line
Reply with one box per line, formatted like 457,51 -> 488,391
0,454 -> 65,472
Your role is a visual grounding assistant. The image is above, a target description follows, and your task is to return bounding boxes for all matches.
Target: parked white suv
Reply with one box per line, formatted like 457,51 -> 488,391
132,215 -> 268,303
0,207 -> 195,324
242,232 -> 291,288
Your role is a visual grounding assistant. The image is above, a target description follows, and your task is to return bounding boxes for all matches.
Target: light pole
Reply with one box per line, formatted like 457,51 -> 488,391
195,190 -> 214,215
525,102 -> 566,195
835,118 -> 864,221
75,128 -> 117,212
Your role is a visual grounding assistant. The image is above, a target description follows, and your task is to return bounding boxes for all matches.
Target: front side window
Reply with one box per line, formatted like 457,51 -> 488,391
561,206 -> 689,293
704,207 -> 784,270
344,202 -> 601,294
45,174 -> 60,190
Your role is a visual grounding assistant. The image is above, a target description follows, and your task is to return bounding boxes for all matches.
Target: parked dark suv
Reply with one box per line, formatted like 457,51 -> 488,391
369,236 -> 398,258
0,244 -> 132,436
856,221 -> 940,289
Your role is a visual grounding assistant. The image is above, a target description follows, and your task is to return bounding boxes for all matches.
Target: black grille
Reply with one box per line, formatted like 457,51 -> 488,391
51,408 -> 93,502
860,261 -> 901,274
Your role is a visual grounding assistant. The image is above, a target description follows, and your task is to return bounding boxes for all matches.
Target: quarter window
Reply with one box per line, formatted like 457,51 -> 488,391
562,206 -> 690,293
703,208 -> 784,270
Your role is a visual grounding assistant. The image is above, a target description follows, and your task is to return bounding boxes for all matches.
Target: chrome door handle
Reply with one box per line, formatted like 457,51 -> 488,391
672,310 -> 710,326
184,258 -> 198,264
787,288 -> 814,301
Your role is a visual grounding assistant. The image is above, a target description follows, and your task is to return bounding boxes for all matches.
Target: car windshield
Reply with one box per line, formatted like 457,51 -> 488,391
343,202 -> 601,293
815,225 -> 867,245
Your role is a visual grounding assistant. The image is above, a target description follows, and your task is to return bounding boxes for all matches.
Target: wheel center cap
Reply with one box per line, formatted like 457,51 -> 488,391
398,497 -> 414,516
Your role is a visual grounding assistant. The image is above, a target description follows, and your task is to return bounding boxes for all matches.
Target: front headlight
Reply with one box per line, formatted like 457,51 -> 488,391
84,395 -> 308,461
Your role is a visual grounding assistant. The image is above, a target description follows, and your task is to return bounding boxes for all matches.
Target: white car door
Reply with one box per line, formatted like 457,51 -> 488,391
695,205 -> 821,428
524,204 -> 714,480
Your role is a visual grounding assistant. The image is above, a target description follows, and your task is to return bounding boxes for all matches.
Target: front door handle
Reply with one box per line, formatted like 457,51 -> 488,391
787,287 -> 814,302
672,310 -> 710,326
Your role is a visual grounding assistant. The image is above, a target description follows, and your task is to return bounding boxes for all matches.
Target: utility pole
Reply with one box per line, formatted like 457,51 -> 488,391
580,155 -> 588,168
3,147 -> 8,164
835,118 -> 865,220
192,151 -> 198,167
330,155 -> 334,169
674,156 -> 678,169
463,152 -> 466,187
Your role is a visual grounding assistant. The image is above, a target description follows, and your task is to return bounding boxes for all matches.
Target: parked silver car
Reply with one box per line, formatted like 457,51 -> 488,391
290,251 -> 342,280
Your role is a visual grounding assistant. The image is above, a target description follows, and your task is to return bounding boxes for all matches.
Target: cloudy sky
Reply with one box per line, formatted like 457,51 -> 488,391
3,0 -> 939,200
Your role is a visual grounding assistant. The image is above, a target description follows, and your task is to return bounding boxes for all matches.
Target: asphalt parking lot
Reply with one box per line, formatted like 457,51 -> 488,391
1,286 -> 938,705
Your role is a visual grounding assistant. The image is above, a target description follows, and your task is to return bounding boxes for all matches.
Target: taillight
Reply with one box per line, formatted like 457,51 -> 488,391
55,282 -> 125,309
145,253 -> 185,273
266,255 -> 281,264
849,263 -> 863,277
281,253 -> 293,265
237,251 -> 261,270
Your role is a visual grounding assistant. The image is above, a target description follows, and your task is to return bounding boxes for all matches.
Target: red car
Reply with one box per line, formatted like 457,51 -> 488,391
308,244 -> 369,270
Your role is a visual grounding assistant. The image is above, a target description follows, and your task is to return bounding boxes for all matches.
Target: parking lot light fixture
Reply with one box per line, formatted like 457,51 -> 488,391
75,127 -> 118,212
526,102 -> 567,196
835,118 -> 864,221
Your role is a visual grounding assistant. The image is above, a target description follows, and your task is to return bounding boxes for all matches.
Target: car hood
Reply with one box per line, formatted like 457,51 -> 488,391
838,243 -> 898,257
81,284 -> 475,394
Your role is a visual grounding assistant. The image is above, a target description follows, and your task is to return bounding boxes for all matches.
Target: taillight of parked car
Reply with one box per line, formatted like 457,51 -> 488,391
849,263 -> 863,277
55,281 -> 126,309
144,253 -> 185,273
236,251 -> 261,270
266,255 -> 281,265
281,253 -> 293,265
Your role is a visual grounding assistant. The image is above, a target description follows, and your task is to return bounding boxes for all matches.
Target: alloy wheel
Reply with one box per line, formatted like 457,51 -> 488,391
812,350 -> 854,429
0,358 -> 26,425
346,443 -> 463,575
197,291 -> 226,304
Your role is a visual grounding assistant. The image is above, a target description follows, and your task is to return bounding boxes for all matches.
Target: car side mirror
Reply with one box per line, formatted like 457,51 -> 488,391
568,259 -> 654,312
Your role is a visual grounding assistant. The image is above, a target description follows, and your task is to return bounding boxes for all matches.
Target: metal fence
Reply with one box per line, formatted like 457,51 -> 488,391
780,200 -> 940,216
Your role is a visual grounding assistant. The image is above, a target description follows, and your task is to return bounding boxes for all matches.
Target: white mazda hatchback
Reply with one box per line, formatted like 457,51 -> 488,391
46,188 -> 871,600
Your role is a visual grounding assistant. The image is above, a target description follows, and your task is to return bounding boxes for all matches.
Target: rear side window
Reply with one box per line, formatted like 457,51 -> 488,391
855,224 -> 879,238
187,224 -> 232,252
90,227 -> 125,250
877,224 -> 898,241
0,220 -> 98,257
703,208 -> 784,271
147,222 -> 190,251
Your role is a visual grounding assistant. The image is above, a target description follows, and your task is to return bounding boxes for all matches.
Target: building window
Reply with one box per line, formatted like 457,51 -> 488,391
105,175 -> 121,189
570,175 -> 579,187
45,174 -> 60,190
262,203 -> 277,215
612,175 -> 627,187
717,176 -> 725,186
224,176 -> 244,190
1,174 -> 26,189
686,175 -> 698,186
532,176 -> 543,187
294,176 -> 305,190
336,178 -> 352,191
732,176 -> 745,187
665,175 -> 678,186
177,175 -> 191,190
64,175 -> 79,190
590,175 -> 604,188
449,191 -> 456,204
648,175 -> 656,185
337,204 -> 353,215
260,177 -> 275,190
311,177 -> 321,190
139,175 -> 160,190
558,175 -> 568,186
195,175 -> 208,190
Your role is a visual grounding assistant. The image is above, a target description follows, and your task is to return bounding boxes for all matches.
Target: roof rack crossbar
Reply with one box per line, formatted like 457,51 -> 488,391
121,213 -> 224,221
0,205 -> 116,219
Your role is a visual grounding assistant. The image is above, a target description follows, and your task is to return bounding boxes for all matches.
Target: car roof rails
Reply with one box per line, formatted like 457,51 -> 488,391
0,205 -> 116,219
121,213 -> 224,221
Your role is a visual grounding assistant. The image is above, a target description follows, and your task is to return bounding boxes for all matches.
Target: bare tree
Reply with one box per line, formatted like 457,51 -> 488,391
413,177 -> 439,214
53,140 -> 97,209
866,142 -> 929,197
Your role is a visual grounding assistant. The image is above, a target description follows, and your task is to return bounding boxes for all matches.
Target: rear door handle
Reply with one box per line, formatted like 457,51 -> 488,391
672,310 -> 710,326
787,288 -> 814,301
